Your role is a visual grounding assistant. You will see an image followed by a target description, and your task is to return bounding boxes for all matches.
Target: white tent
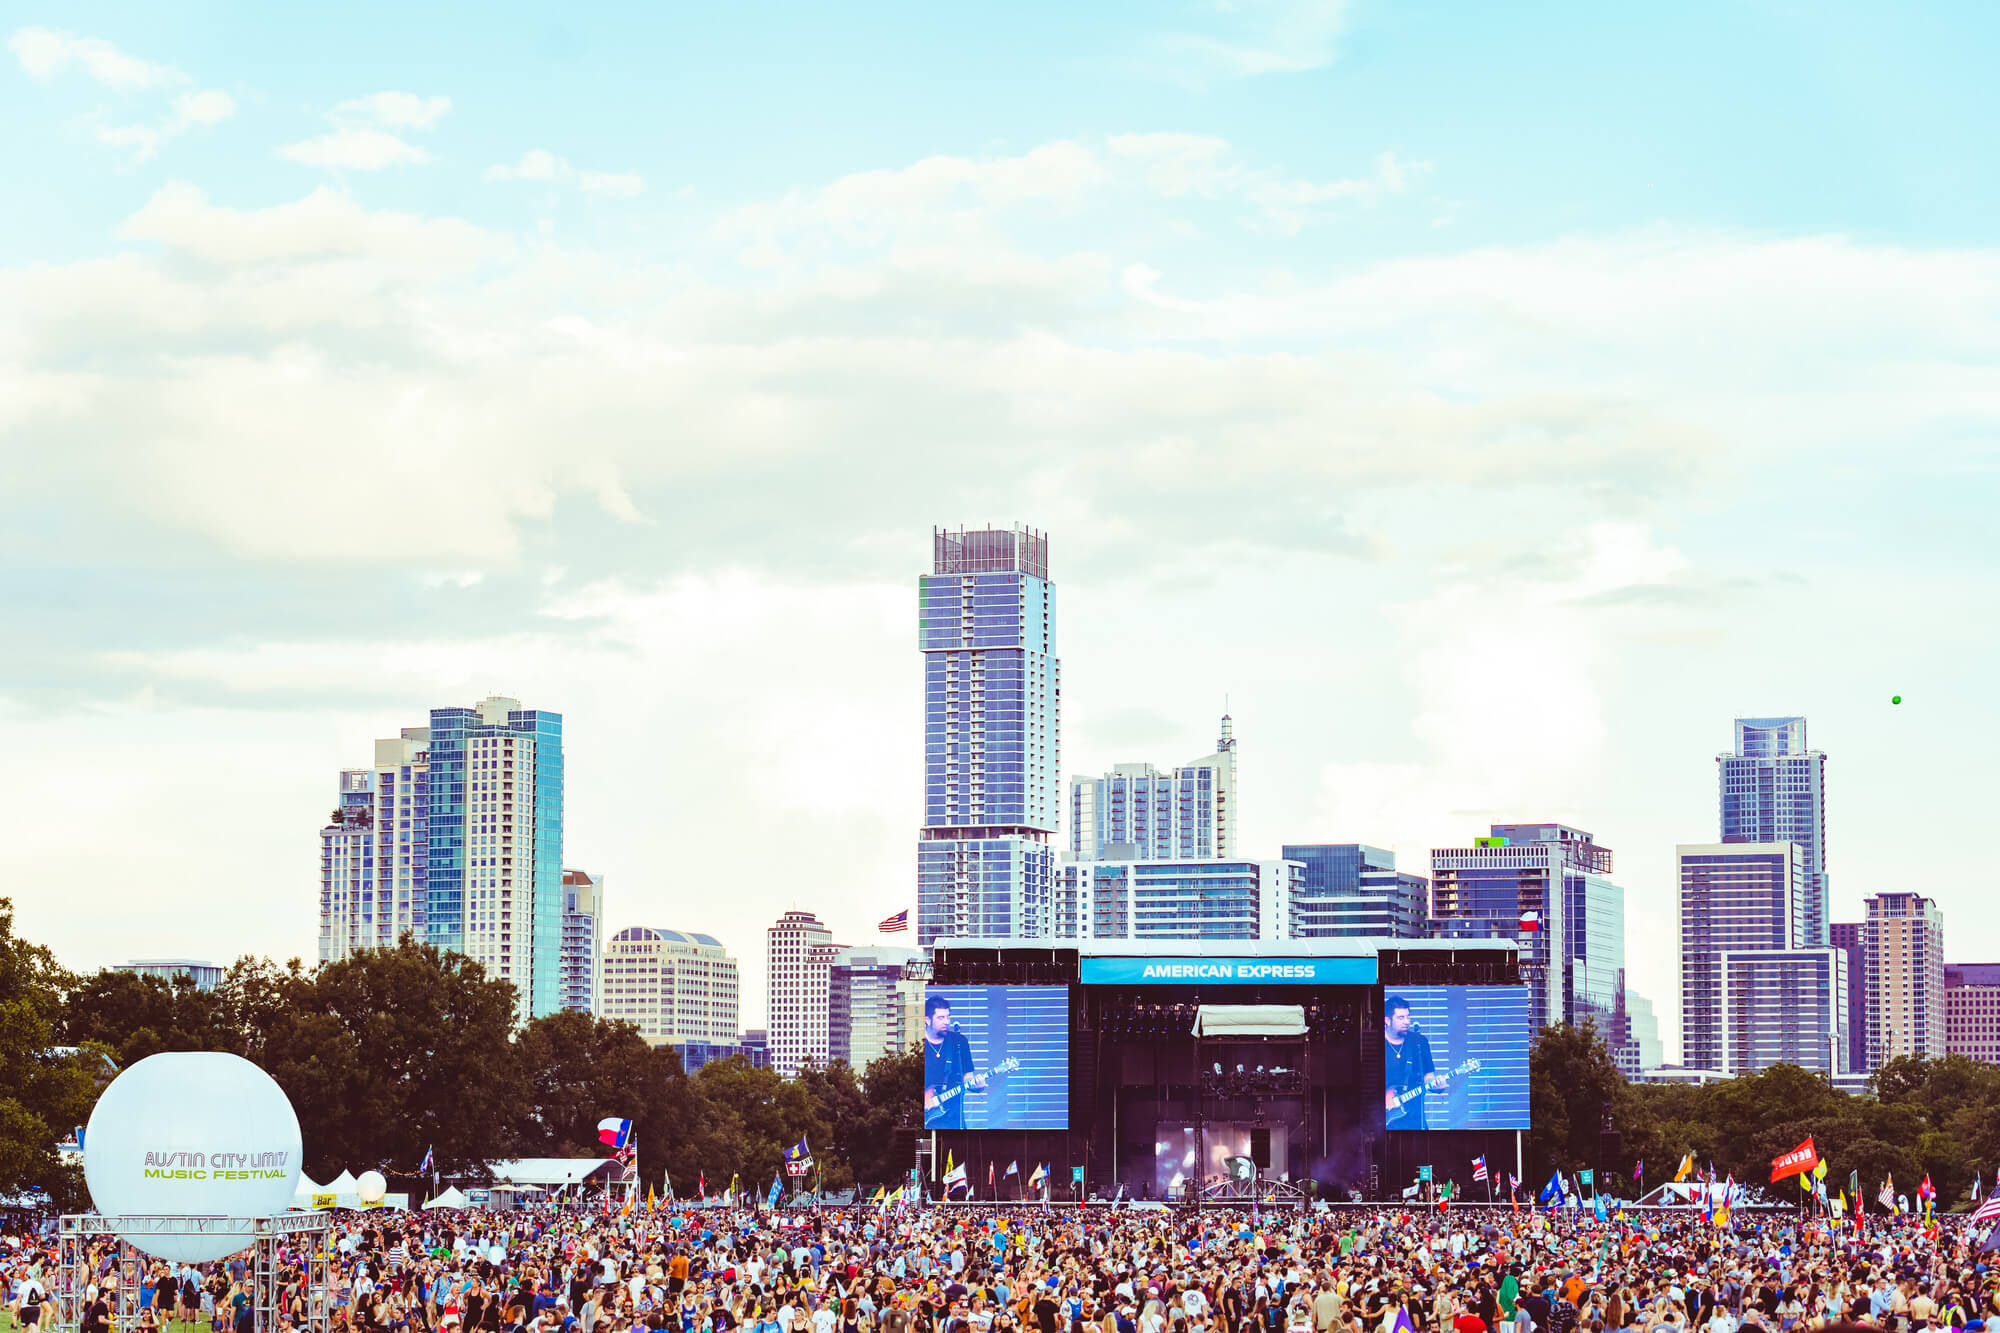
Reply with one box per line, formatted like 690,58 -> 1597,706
323,1170 -> 362,1209
424,1186 -> 469,1210
291,1173 -> 325,1209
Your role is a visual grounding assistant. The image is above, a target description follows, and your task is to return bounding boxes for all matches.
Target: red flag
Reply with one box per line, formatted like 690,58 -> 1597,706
1770,1137 -> 1817,1183
987,1161 -> 995,1188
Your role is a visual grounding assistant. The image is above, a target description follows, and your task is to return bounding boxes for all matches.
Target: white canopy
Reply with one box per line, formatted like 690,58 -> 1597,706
1192,1004 -> 1307,1038
325,1170 -> 359,1192
292,1174 -> 324,1204
424,1186 -> 469,1210
489,1158 -> 613,1188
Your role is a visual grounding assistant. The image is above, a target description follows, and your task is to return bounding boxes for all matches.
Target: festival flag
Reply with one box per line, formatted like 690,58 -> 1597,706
1005,1160 -> 1020,1177
988,1161 -> 996,1188
597,1117 -> 634,1149
766,1172 -> 783,1209
1879,1174 -> 1897,1213
1973,1172 -> 1983,1203
1849,1168 -> 1860,1199
1538,1172 -> 1561,1206
1028,1164 -> 1048,1189
878,908 -> 910,933
1770,1137 -> 1818,1184
1674,1153 -> 1694,1182
697,1170 -> 707,1200
418,1145 -> 435,1175
1633,1158 -> 1643,1181
1518,911 -> 1541,932
786,1137 -> 812,1169
1472,1155 -> 1489,1182
1594,1192 -> 1608,1222
1970,1189 -> 2000,1228
729,1173 -> 739,1202
646,1185 -> 656,1212
943,1156 -> 969,1197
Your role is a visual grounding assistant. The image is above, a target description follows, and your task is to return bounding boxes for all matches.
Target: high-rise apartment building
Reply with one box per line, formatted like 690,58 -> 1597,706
1282,844 -> 1429,938
601,926 -> 739,1046
916,526 -> 1061,947
1829,921 -> 1867,1074
767,909 -> 837,1076
828,946 -> 925,1069
1676,842 -> 1847,1075
319,730 -> 429,964
1430,824 -> 1623,1039
1862,892 -> 1945,1066
560,870 -> 606,1014
1944,965 -> 2000,1066
319,696 -> 565,1021
1719,717 -> 1828,946
1069,718 -> 1237,862
1055,858 -> 1303,940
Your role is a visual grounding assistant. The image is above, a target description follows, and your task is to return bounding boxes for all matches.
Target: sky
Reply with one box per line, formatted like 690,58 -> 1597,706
4,1 -> 1997,1058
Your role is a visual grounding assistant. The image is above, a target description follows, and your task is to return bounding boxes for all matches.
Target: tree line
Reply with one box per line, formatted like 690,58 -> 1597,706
0,900 -> 920,1210
1529,1017 -> 2000,1209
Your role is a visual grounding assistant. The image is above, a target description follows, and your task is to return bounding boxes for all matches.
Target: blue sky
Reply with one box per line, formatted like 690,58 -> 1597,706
4,1 -> 1997,1052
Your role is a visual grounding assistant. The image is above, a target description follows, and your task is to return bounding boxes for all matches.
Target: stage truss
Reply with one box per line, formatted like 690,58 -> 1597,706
53,1213 -> 333,1333
1199,1172 -> 1309,1204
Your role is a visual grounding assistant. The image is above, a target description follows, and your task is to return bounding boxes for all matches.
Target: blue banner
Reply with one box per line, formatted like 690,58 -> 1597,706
1078,956 -> 1378,986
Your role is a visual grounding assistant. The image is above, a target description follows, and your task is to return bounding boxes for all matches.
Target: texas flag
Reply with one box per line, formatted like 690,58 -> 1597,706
597,1117 -> 634,1149
1518,911 -> 1541,932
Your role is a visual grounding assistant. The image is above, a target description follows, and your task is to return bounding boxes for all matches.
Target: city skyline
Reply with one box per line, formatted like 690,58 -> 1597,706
7,3 -> 1995,1049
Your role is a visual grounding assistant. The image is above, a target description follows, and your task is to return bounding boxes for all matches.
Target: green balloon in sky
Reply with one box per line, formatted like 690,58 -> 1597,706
1892,695 -> 1902,705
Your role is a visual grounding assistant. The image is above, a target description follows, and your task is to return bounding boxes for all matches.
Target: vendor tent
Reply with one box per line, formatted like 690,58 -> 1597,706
423,1186 -> 469,1210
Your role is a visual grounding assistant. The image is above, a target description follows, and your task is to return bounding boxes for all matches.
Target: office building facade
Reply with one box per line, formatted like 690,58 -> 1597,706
1676,841 -> 1845,1075
1056,858 -> 1303,940
1430,824 -> 1623,1039
113,959 -> 224,992
1069,717 -> 1238,862
767,909 -> 837,1077
917,526 -> 1061,946
1862,892 -> 1945,1066
319,729 -> 429,966
1718,716 -> 1828,946
600,926 -> 739,1046
1618,989 -> 1663,1076
1944,965 -> 2000,1066
1829,921 -> 1868,1074
1282,843 -> 1429,938
560,870 -> 605,1015
828,946 -> 925,1069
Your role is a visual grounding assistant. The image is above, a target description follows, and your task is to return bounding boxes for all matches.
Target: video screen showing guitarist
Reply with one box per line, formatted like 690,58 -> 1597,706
1383,993 -> 1448,1129
923,994 -> 986,1128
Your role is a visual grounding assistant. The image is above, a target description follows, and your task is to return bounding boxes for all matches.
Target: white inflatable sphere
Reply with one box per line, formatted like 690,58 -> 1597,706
84,1052 -> 303,1263
357,1170 -> 387,1204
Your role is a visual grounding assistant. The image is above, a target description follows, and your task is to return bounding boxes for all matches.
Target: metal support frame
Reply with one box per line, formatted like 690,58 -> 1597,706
54,1214 -> 333,1333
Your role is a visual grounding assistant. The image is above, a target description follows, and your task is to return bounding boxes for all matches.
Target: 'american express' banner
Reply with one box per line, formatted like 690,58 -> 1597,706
1078,956 -> 1378,986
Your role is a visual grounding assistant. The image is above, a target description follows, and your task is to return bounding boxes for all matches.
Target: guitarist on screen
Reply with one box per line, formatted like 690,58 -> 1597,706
923,994 -> 987,1129
1383,994 -> 1450,1129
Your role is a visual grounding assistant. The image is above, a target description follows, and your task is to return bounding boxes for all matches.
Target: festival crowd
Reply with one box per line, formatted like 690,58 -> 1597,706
0,1203 -> 1995,1333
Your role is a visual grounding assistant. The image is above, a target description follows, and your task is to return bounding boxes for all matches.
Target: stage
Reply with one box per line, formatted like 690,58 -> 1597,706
921,938 -> 1528,1203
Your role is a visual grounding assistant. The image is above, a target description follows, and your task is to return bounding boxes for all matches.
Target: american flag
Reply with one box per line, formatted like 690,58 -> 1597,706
879,908 -> 910,933
1472,1156 -> 1488,1182
1971,1191 -> 2000,1227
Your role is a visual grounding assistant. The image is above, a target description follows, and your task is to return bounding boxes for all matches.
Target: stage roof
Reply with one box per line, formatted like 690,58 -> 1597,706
932,936 -> 1518,958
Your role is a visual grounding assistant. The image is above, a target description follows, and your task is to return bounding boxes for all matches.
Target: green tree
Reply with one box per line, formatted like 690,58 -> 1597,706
692,1056 -> 825,1193
63,968 -> 241,1067
0,899 -> 101,1202
242,937 -> 521,1180
1527,1021 -> 1625,1180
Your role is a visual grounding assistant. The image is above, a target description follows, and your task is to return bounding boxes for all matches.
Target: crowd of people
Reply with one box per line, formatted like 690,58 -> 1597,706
0,1200 -> 1994,1333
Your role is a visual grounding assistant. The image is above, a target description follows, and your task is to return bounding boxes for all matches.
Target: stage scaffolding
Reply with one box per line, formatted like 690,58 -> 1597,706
53,1213 -> 333,1333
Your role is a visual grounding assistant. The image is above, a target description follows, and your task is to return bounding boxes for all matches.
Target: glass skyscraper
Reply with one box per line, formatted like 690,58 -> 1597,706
916,526 -> 1061,946
1281,843 -> 1429,938
1719,716 -> 1828,946
321,695 -> 564,1022
1069,717 -> 1237,861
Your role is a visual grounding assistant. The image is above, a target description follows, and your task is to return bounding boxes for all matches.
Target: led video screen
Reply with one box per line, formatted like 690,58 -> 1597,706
1382,985 -> 1530,1130
920,985 -> 1068,1130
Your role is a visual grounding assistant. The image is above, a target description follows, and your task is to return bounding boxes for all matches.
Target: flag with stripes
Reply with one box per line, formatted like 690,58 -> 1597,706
879,908 -> 910,933
1472,1155 -> 1488,1182
1971,1191 -> 2000,1227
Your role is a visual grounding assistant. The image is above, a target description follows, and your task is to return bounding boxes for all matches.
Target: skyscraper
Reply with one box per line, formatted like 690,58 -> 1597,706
917,525 -> 1061,946
1829,921 -> 1867,1074
1055,858 -> 1303,939
1943,965 -> 2000,1066
319,696 -> 565,1021
1676,841 -> 1847,1075
560,869 -> 606,1014
1069,717 -> 1237,862
1430,824 -> 1622,1039
1719,716 -> 1828,946
601,926 -> 740,1046
766,909 -> 836,1076
828,945 -> 925,1068
1282,844 -> 1429,938
1861,892 -> 1945,1065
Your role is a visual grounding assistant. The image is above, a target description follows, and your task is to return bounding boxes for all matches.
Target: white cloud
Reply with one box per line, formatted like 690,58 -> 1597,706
280,127 -> 430,170
334,91 -> 452,130
98,87 -> 238,162
1141,0 -> 1351,82
484,150 -> 645,199
1110,136 -> 1426,232
116,182 -> 508,267
8,25 -> 184,88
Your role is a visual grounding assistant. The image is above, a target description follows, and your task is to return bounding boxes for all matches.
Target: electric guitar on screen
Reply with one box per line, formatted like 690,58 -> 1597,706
1385,1059 -> 1482,1123
925,1056 -> 1022,1114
